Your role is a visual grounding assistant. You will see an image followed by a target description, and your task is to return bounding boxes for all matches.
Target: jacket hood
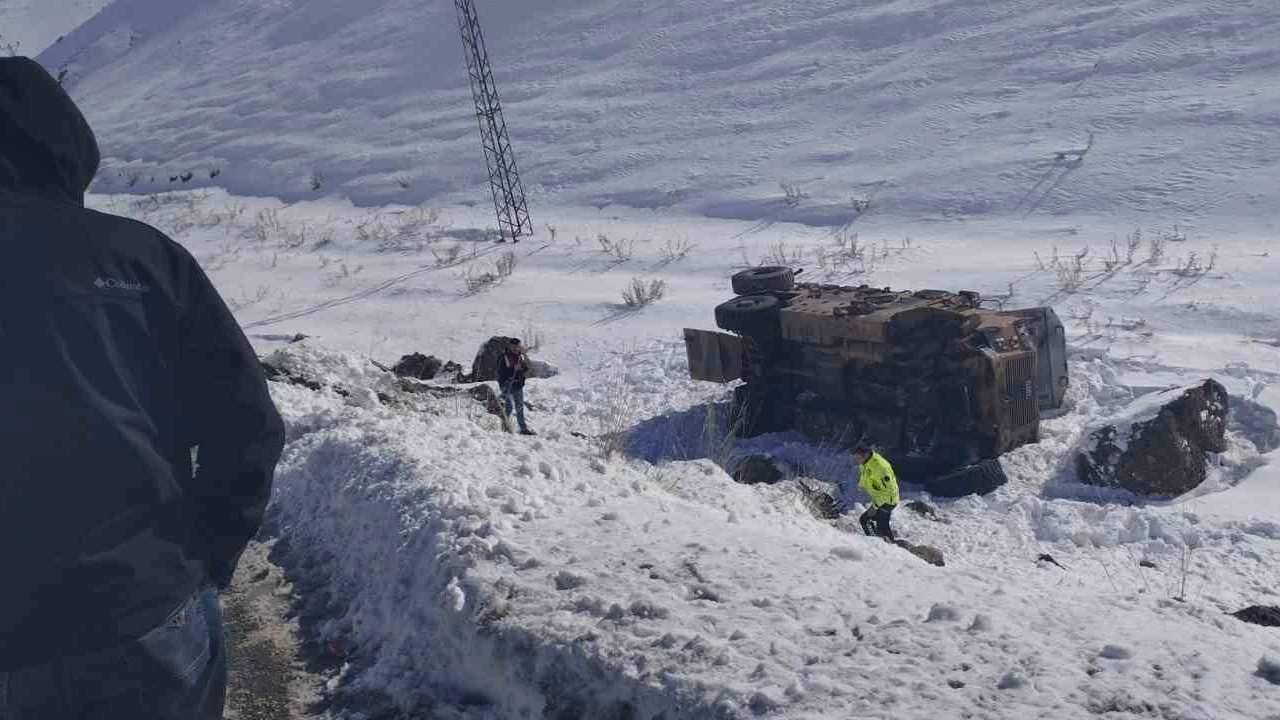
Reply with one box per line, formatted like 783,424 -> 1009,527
0,57 -> 100,204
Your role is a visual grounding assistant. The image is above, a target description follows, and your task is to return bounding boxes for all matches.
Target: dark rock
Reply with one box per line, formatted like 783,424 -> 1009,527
288,333 -> 309,344
441,360 -> 465,383
1077,380 -> 1229,497
260,361 -> 354,398
1258,657 -> 1280,686
895,540 -> 945,567
391,352 -> 444,380
1037,553 -> 1066,570
1139,559 -> 1158,569
905,500 -> 939,520
470,336 -> 515,382
1232,606 -> 1280,627
468,336 -> 557,383
1099,644 -> 1133,660
925,459 -> 1007,498
731,455 -> 783,485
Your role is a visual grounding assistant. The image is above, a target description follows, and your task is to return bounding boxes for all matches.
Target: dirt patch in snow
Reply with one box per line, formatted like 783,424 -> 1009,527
223,539 -> 328,720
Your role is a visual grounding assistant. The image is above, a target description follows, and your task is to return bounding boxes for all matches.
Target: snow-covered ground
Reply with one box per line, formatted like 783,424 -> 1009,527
10,0 -> 1280,716
73,190 -> 1280,719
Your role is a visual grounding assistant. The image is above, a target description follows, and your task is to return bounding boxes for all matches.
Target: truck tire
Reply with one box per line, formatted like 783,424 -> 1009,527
715,294 -> 781,335
731,266 -> 795,295
924,459 -> 1008,498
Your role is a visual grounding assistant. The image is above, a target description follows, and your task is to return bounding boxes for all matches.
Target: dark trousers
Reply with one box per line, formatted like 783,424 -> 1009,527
860,504 -> 896,541
0,587 -> 226,719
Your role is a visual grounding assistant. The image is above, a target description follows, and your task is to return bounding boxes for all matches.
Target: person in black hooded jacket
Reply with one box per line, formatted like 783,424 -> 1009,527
0,57 -> 284,718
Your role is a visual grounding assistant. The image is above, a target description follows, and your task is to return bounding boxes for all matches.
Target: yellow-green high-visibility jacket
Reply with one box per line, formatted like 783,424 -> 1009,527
857,452 -> 900,507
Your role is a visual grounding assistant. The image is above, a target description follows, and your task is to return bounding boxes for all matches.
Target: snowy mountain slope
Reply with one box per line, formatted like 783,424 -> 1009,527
25,0 -> 1280,714
44,0 -> 1280,221
0,0 -> 109,55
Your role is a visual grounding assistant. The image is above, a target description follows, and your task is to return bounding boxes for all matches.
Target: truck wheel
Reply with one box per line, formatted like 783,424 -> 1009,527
923,459 -> 1008,498
715,294 -> 780,335
731,266 -> 795,295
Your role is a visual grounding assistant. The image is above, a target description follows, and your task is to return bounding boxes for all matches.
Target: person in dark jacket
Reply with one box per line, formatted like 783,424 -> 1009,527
0,57 -> 285,719
497,337 -> 535,435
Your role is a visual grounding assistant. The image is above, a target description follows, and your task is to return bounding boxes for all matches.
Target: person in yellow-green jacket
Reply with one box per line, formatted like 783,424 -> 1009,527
852,444 -> 899,541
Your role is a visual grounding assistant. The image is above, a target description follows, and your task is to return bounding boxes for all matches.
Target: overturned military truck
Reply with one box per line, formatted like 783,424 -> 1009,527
684,267 -> 1069,496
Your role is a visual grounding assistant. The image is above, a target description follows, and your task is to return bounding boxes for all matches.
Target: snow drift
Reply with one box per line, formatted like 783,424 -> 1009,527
267,343 -> 1280,719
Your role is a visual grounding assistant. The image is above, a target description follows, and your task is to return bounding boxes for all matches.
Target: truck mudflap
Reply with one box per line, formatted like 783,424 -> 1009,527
683,328 -> 744,383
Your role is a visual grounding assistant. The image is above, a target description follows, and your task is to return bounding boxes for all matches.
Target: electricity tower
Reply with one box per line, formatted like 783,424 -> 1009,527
454,0 -> 532,242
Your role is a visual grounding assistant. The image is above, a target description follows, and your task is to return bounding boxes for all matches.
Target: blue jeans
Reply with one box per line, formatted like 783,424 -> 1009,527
503,385 -> 528,432
0,587 -> 226,719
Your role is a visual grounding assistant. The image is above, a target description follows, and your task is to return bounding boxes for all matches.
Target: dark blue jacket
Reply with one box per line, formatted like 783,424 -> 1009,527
0,57 -> 284,670
497,351 -> 529,391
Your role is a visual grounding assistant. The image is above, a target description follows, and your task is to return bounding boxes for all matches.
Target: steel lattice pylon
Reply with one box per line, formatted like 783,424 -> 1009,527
454,0 -> 532,242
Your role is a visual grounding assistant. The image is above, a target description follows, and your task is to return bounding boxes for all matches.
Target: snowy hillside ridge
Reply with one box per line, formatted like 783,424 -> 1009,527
0,0 -> 109,55
42,0 -> 1280,220
267,344 -> 1280,719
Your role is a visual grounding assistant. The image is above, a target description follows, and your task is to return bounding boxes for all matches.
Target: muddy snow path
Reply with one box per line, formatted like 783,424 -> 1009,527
223,539 -> 330,720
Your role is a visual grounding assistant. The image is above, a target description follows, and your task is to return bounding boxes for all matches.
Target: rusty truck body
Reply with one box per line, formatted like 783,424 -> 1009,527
684,266 -> 1068,495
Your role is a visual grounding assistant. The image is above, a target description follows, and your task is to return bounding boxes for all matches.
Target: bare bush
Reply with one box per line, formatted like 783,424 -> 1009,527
1125,228 -> 1142,264
621,278 -> 666,309
253,208 -> 282,244
1171,248 -> 1218,279
522,323 -> 545,353
780,182 -> 807,208
1132,270 -> 1155,295
1056,247 -> 1089,291
660,236 -> 696,263
310,170 -> 325,192
495,251 -> 517,279
1035,245 -> 1090,293
598,234 -> 635,261
1147,232 -> 1166,266
818,225 -> 881,276
226,285 -> 271,312
462,252 -> 517,295
356,215 -> 391,247
393,174 -> 412,190
280,223 -> 309,250
1068,303 -> 1095,321
761,241 -> 804,267
463,267 -> 501,294
1112,316 -> 1149,332
431,243 -> 463,267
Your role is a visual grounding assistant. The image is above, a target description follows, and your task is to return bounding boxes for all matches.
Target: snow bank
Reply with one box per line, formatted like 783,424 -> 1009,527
268,345 -> 1280,719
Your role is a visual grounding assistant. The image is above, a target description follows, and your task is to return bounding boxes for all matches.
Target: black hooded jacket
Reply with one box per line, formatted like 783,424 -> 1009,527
0,58 -> 285,670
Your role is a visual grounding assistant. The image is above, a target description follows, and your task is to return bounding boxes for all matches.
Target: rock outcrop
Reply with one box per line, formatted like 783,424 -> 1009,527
1077,380 -> 1229,497
731,455 -> 783,485
391,352 -> 445,380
